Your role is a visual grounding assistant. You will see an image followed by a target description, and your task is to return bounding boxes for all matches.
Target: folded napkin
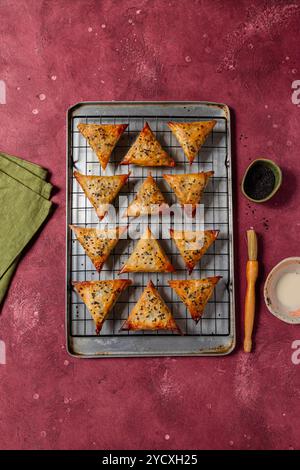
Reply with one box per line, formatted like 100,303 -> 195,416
0,152 -> 53,306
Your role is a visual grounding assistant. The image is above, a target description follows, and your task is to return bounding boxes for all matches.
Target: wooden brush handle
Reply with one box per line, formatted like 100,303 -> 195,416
244,260 -> 259,353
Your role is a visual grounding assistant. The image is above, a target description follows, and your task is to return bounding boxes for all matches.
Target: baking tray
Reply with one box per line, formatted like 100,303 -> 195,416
66,101 -> 235,357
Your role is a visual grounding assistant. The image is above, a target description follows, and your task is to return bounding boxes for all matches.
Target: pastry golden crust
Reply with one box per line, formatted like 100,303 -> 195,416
77,123 -> 127,170
125,173 -> 169,217
170,229 -> 219,274
169,276 -> 222,323
168,120 -> 216,163
70,225 -> 127,272
121,280 -> 180,332
163,171 -> 213,216
120,122 -> 175,167
73,279 -> 132,334
119,226 -> 175,273
74,171 -> 129,220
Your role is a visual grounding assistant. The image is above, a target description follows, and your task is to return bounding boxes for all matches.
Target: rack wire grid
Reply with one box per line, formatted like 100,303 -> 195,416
69,113 -> 230,338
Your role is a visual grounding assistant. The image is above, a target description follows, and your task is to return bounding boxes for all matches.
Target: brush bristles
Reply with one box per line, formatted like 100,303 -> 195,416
247,229 -> 257,261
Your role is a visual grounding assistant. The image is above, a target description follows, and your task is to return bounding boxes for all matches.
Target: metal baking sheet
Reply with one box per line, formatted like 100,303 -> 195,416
66,101 -> 235,357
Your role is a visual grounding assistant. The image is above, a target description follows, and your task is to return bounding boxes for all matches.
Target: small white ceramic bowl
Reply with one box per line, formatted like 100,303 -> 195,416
264,257 -> 300,324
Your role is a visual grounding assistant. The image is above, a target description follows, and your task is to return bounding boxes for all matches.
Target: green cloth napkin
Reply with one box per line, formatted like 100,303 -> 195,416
0,152 -> 53,306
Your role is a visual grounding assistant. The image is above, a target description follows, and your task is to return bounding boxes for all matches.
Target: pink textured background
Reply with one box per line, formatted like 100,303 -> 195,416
0,0 -> 300,450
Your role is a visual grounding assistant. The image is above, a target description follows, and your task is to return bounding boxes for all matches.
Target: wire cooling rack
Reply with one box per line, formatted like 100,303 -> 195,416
66,102 -> 235,357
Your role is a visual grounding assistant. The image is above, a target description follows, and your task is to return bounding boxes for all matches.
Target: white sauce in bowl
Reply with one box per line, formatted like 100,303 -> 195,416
276,272 -> 300,311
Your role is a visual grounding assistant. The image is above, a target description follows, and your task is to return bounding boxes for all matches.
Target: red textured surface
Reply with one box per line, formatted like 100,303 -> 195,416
0,0 -> 300,450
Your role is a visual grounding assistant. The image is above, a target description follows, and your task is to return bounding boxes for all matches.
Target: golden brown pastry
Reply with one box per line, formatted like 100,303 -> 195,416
170,229 -> 219,274
168,120 -> 216,163
121,280 -> 180,332
119,226 -> 174,273
124,173 -> 168,217
163,171 -> 213,216
78,123 -> 127,170
73,279 -> 132,334
169,276 -> 222,323
120,122 -> 175,167
74,171 -> 129,220
70,225 -> 127,272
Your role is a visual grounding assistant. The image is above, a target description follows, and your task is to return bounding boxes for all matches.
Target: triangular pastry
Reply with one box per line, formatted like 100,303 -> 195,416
73,279 -> 132,334
168,120 -> 216,163
77,123 -> 127,170
170,229 -> 219,274
74,171 -> 129,220
120,226 -> 174,273
121,280 -> 180,332
120,122 -> 175,167
163,171 -> 213,216
70,225 -> 127,272
124,173 -> 168,217
169,276 -> 222,323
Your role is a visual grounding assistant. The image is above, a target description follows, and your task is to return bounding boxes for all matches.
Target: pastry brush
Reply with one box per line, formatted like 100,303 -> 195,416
243,228 -> 258,353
